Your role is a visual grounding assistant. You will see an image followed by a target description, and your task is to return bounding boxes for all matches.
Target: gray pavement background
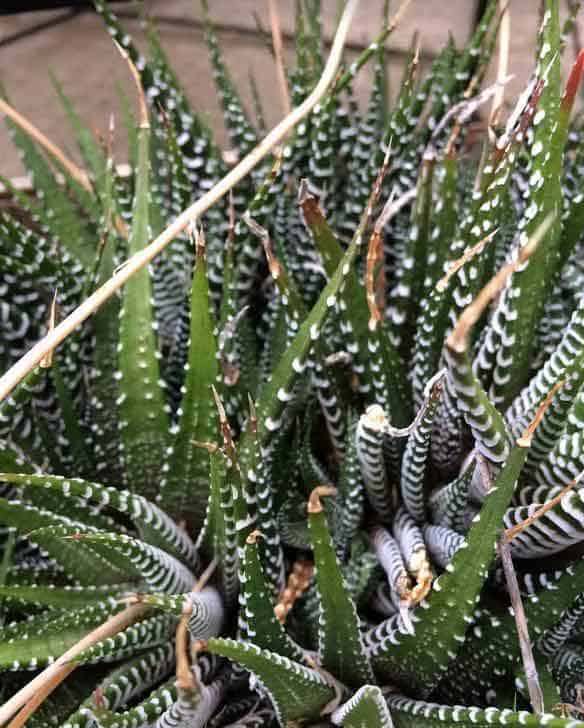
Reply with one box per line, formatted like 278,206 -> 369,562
0,1 -> 582,179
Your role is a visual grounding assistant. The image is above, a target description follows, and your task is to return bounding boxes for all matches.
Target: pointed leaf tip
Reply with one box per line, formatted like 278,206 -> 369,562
308,485 -> 337,514
561,48 -> 584,114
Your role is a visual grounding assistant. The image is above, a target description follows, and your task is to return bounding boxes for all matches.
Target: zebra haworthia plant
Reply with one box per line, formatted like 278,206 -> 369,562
4,0 -> 584,725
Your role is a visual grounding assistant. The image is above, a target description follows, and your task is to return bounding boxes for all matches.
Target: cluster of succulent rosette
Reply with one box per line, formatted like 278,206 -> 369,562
3,1 -> 584,726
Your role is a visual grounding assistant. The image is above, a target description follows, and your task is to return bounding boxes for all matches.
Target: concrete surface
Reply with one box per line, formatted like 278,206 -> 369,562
0,1 -> 581,180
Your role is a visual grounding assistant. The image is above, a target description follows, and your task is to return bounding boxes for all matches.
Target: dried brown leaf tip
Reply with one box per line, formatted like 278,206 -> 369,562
211,385 -> 235,460
425,368 -> 446,403
218,306 -> 249,386
561,48 -> 584,115
246,529 -> 263,545
39,290 -> 58,369
406,552 -> 433,605
298,179 -> 325,229
307,485 -> 337,514
192,440 -> 219,454
244,213 -> 282,281
366,226 -> 385,332
175,615 -> 195,690
193,223 -> 207,260
517,378 -> 564,448
92,687 -> 106,711
365,143 -> 393,229
114,40 -> 148,128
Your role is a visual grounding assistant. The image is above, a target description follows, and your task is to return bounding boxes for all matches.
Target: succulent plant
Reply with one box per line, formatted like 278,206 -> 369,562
3,0 -> 584,725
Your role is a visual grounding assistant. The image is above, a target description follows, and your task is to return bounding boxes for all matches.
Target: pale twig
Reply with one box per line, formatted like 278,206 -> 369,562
0,0 -> 360,404
448,214 -> 553,354
192,557 -> 218,594
268,0 -> 292,116
374,186 -> 415,233
0,98 -> 91,192
435,229 -> 498,293
0,604 -> 148,727
175,559 -> 218,691
334,0 -> 413,94
175,615 -> 195,690
517,379 -> 565,449
505,469 -> 583,542
498,535 -> 544,714
476,454 -> 544,715
366,210 -> 385,331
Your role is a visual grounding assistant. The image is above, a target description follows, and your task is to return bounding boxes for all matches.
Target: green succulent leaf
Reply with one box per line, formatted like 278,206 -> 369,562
3,1 -> 584,724
332,685 -> 394,727
369,433 -> 531,694
0,599 -> 123,671
206,637 -> 335,724
50,72 -> 107,198
0,498 -> 127,585
117,113 -> 169,500
239,533 -> 304,661
387,695 -> 584,727
0,472 -> 197,568
307,487 -> 374,688
159,241 -> 218,522
487,0 -> 565,407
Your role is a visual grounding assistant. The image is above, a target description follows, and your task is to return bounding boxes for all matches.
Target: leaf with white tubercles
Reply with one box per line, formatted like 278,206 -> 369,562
201,0 -> 259,169
0,499 -> 127,586
332,685 -> 394,727
65,678 -> 178,728
62,645 -> 176,724
0,472 -> 197,569
243,192 -> 375,453
401,370 -> 446,523
307,487 -> 374,688
300,187 -> 409,419
133,587 -> 224,640
0,583 -> 130,609
356,405 -> 398,524
335,413 -> 365,561
50,72 -> 108,200
159,234 -> 218,522
240,413 -> 285,596
0,598 -> 123,671
239,532 -> 304,661
484,1 -> 574,408
3,102 -> 96,269
152,679 -> 226,728
205,638 -> 335,725
504,266 -> 584,460
29,525 -> 194,594
368,371 -> 538,694
388,152 -> 435,356
504,482 -> 584,559
75,612 -> 177,666
117,107 -> 168,501
386,694 -> 584,727
438,555 -> 584,706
